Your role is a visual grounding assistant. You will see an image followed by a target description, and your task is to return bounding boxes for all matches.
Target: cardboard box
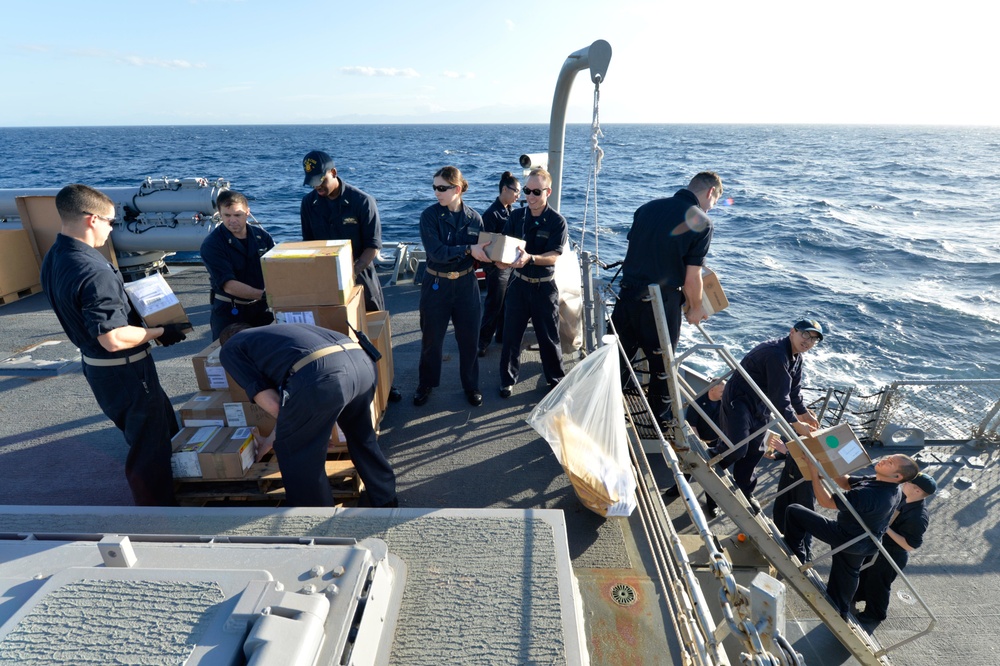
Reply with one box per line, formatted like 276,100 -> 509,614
477,232 -> 526,264
15,195 -> 118,270
366,310 -> 394,413
179,390 -> 275,436
262,240 -> 355,307
191,339 -> 251,402
123,272 -> 193,342
684,266 -> 729,316
787,423 -> 871,479
170,425 -> 219,478
0,227 -> 41,296
273,284 -> 368,339
198,426 -> 259,480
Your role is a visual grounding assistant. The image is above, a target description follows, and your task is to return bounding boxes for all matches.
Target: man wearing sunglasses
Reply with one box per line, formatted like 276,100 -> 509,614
611,171 -> 723,425
496,167 -> 568,398
704,320 -> 824,519
40,184 -> 185,506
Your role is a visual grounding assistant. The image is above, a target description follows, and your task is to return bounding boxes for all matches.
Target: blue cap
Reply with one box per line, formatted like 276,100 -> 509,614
302,150 -> 335,187
911,473 -> 937,495
793,319 -> 824,341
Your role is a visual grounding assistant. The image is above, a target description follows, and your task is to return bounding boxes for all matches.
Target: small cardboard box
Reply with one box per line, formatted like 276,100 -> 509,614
191,339 -> 251,402
684,266 -> 729,316
170,425 -> 219,478
123,272 -> 193,342
478,232 -> 526,264
365,310 -> 394,414
262,240 -> 355,307
0,227 -> 41,296
179,390 -> 275,436
198,426 -> 259,480
273,284 -> 368,339
787,423 -> 871,479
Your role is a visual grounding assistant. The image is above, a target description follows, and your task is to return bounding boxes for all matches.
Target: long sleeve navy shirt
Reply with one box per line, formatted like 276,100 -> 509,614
725,336 -> 806,424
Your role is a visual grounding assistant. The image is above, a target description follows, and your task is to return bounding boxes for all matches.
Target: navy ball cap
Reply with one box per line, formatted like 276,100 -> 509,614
303,150 -> 335,187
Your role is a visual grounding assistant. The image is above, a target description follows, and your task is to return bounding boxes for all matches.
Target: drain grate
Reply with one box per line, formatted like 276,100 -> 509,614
610,583 -> 637,606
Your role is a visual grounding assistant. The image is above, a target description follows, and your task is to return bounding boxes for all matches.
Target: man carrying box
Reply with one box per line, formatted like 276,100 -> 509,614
219,322 -> 397,508
40,184 -> 185,506
784,454 -> 919,619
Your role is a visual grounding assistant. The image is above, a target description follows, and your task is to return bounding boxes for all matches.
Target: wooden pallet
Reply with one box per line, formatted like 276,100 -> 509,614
0,284 -> 42,307
174,450 -> 362,506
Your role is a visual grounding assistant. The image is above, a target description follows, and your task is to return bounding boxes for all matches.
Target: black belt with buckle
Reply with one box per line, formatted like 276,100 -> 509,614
426,266 -> 475,279
513,270 -> 555,284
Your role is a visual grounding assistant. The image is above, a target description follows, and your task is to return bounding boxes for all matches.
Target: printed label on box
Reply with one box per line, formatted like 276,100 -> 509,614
189,426 -> 220,444
224,403 -> 248,427
232,427 -> 252,439
193,396 -> 212,402
182,419 -> 225,427
276,311 -> 317,325
125,273 -> 180,317
839,439 -> 864,464
205,366 -> 229,390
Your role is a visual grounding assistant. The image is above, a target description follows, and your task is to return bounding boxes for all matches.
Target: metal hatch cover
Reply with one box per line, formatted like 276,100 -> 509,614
0,534 -> 406,666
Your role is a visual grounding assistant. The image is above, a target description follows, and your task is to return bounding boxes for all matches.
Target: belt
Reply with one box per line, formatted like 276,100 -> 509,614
288,342 -> 362,376
513,270 -> 555,284
212,294 -> 261,306
426,266 -> 475,279
82,348 -> 150,367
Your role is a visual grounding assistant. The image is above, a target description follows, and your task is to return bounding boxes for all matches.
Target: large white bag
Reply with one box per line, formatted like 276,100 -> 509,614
527,338 -> 636,517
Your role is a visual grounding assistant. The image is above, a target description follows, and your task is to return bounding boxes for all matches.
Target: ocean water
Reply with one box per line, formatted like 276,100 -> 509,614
1,124 -> 998,391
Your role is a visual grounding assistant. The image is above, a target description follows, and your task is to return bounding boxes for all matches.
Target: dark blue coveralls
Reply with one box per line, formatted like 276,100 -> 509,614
854,496 -> 929,621
417,203 -> 484,392
500,205 -> 568,388
301,180 -> 385,312
40,234 -> 177,506
200,222 -> 275,339
784,475 -> 901,617
219,323 -> 396,507
686,392 -> 722,446
478,197 -> 514,352
611,189 -> 712,421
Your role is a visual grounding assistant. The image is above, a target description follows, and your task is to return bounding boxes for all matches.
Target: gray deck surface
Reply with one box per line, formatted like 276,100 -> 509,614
0,264 -> 996,665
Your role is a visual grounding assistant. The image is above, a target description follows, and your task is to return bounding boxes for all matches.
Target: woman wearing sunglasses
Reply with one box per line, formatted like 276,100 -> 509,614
414,166 -> 489,408
477,171 -> 521,357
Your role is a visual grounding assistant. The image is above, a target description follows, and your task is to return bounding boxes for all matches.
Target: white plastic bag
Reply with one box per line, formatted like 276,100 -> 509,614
555,245 -> 583,354
527,337 -> 636,517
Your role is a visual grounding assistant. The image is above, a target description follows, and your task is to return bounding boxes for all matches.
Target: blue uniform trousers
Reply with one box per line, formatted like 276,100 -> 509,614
83,354 -> 177,506
705,398 -> 768,513
357,264 -> 385,313
418,271 -> 481,391
854,545 -> 908,621
277,350 -> 395,507
500,277 -> 564,387
772,456 -> 815,560
210,299 -> 273,340
478,263 -> 511,349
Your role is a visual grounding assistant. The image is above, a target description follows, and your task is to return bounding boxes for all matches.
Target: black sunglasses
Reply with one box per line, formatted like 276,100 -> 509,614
83,211 -> 116,225
433,184 -> 457,192
523,187 -> 545,197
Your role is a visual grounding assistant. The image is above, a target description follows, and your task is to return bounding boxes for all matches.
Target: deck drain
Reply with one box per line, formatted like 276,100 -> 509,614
610,583 -> 637,606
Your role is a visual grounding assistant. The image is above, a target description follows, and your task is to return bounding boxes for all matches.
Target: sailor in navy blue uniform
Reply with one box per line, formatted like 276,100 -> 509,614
854,472 -> 935,624
478,171 -> 520,356
40,184 -> 185,506
783,454 -> 919,618
200,189 -> 274,339
498,167 -> 568,397
219,323 -> 397,508
301,150 -> 385,312
705,320 -> 823,517
414,166 -> 489,407
610,172 -> 722,423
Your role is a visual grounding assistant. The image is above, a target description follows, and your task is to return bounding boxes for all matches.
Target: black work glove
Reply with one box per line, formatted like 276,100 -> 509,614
159,323 -> 188,347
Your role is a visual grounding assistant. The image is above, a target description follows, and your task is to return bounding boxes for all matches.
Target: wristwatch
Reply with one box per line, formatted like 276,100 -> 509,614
528,254 -> 535,265
465,245 -> 472,256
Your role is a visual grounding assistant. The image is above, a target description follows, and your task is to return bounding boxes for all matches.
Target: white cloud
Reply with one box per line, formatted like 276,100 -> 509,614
443,71 -> 475,79
16,44 -> 50,53
505,19 -> 515,30
341,66 -> 420,78
120,55 -> 204,69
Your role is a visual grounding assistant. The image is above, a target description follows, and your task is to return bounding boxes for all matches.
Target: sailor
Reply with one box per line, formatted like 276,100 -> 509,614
218,322 -> 397,508
783,454 -> 919,619
664,378 -> 726,497
301,150 -> 402,403
414,166 -> 489,407
40,184 -> 185,506
497,167 -> 568,398
853,472 -> 936,625
705,320 -> 823,517
610,171 -> 723,424
200,189 -> 274,340
478,171 -> 521,357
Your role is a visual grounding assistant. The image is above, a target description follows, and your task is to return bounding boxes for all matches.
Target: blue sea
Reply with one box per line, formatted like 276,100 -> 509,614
1,124 -> 998,391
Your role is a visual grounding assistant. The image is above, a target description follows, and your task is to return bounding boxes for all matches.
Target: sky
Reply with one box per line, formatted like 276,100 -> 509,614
2,0 -> 996,127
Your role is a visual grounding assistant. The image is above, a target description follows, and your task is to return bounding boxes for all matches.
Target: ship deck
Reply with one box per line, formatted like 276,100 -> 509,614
1,264 -> 997,665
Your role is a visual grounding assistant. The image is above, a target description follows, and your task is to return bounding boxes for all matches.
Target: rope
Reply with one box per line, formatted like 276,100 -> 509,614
580,83 -> 604,262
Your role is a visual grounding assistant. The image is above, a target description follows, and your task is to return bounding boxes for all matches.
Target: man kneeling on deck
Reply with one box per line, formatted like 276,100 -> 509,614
783,453 -> 919,620
219,323 -> 397,508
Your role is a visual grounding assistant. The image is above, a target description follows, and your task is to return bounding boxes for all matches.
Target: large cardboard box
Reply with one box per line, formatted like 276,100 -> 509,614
170,425 -> 217,478
787,423 -> 871,479
0,227 -> 41,296
15,195 -> 118,269
179,390 -> 275,436
123,272 -> 193,342
273,284 -> 368,339
191,339 -> 251,402
684,266 -> 729,316
366,310 -> 394,413
262,240 -> 355,307
477,232 -> 526,264
198,426 -> 259,480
